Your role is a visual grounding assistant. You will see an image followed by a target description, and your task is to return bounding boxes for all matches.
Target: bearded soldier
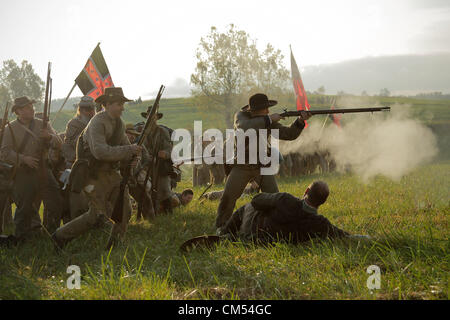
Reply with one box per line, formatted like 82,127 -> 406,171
0,96 -> 63,240
215,93 -> 312,232
52,87 -> 142,249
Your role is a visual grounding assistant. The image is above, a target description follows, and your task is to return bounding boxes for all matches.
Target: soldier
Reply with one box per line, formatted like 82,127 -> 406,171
141,112 -> 175,214
220,181 -> 351,244
125,123 -> 155,220
216,93 -> 312,232
0,96 -> 63,240
62,96 -> 96,168
52,87 -> 142,249
62,97 -> 96,221
170,188 -> 194,208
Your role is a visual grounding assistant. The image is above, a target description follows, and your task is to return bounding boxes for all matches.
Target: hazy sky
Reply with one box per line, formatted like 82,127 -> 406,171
1,0 -> 449,99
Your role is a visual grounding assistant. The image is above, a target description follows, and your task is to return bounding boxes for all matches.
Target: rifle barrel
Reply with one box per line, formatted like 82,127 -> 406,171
42,62 -> 52,128
280,106 -> 390,117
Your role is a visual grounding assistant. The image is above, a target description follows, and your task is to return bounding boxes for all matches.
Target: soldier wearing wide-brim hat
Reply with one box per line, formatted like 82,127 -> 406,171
95,87 -> 132,105
11,96 -> 36,113
215,93 -> 312,232
52,87 -> 142,250
1,96 -> 63,240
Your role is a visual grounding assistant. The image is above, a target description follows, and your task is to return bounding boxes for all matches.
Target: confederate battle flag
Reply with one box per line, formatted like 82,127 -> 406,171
290,46 -> 310,128
330,104 -> 342,128
75,43 -> 114,99
330,100 -> 342,127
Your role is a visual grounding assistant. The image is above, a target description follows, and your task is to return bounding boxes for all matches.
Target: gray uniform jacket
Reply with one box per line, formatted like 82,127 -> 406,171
62,114 -> 91,166
82,111 -> 133,164
0,118 -> 61,166
233,111 -> 305,167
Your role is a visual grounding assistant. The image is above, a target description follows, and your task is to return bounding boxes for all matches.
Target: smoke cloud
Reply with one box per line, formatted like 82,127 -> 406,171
278,104 -> 438,182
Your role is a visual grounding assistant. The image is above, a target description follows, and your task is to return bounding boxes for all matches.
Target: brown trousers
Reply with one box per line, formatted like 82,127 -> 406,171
54,168 -> 131,243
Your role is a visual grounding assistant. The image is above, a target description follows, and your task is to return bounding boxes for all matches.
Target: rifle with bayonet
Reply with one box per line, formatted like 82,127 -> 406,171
111,85 -> 165,224
280,106 -> 390,118
136,85 -> 165,220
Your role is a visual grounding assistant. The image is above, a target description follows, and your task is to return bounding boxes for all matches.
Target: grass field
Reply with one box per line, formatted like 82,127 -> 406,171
0,161 -> 448,300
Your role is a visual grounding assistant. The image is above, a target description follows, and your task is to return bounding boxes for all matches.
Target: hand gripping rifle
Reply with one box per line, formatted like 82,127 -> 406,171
279,106 -> 390,118
136,85 -> 165,219
112,85 -> 165,223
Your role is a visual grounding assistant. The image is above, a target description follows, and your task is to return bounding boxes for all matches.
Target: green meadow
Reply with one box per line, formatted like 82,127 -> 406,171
0,162 -> 448,299
0,95 -> 448,300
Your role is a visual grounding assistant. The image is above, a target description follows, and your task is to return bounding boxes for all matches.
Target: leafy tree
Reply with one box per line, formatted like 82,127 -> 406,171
0,60 -> 45,108
191,24 -> 289,127
379,88 -> 390,97
317,86 -> 325,94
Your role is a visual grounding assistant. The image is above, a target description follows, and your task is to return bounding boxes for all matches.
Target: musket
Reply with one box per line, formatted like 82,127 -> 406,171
137,85 -> 165,219
39,62 -> 52,175
280,106 -> 390,118
198,183 -> 212,200
39,63 -> 52,229
0,102 -> 10,148
0,102 -> 14,235
111,85 -> 165,224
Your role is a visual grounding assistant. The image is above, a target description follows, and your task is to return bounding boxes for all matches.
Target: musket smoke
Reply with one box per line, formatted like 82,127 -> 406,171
278,104 -> 438,182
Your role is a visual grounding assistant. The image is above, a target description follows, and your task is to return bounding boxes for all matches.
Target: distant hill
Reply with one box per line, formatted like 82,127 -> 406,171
301,53 -> 450,96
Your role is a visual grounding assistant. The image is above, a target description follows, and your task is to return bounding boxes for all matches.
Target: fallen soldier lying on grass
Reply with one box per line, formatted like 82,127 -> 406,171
181,180 -> 370,251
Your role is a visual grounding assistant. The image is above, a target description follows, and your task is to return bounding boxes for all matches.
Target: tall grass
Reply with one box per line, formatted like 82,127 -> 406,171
0,162 -> 448,300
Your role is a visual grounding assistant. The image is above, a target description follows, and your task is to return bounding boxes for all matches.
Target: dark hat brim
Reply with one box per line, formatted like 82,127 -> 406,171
180,235 -> 221,252
241,99 -> 278,111
95,95 -> 132,105
12,99 -> 36,112
141,112 -> 163,120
